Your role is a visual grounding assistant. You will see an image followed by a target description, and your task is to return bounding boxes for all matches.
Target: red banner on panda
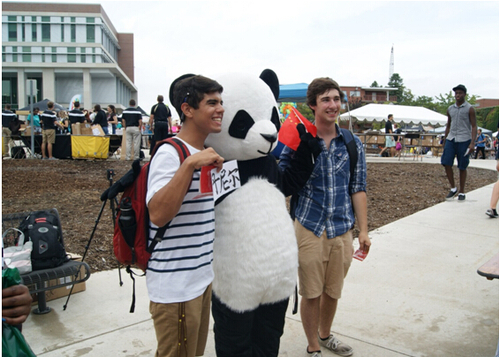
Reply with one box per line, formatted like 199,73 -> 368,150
278,108 -> 317,151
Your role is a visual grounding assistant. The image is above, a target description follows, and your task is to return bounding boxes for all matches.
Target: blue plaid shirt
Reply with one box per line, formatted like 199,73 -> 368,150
279,126 -> 367,239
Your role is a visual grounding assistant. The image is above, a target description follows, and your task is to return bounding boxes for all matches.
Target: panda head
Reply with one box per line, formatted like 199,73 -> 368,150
205,69 -> 280,161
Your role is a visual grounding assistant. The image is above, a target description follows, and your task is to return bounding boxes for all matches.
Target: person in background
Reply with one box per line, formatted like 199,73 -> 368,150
68,100 -> 86,126
121,99 -> 143,160
379,114 -> 395,157
2,104 -> 17,158
441,84 -> 477,201
474,128 -> 486,160
279,77 -> 371,357
57,110 -> 70,134
26,107 -> 42,134
40,101 -> 63,160
150,95 -> 173,142
107,105 -> 118,135
485,160 -> 499,218
92,104 -> 109,135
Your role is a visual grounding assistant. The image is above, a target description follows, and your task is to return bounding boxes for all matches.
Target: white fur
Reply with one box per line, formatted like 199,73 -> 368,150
212,178 -> 298,312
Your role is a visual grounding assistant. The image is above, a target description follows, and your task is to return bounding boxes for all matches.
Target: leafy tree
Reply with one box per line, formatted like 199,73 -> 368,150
388,73 -> 406,103
433,91 -> 478,115
370,81 -> 380,87
297,103 -> 314,122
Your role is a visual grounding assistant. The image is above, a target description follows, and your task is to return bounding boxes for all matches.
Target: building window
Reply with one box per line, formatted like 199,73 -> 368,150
12,46 -> 18,62
41,16 -> 50,22
86,25 -> 95,43
67,47 -> 76,62
8,16 -> 16,21
42,24 -> 50,42
71,24 -> 76,42
350,91 -> 361,97
22,24 -> 26,42
8,24 -> 17,42
22,47 -> 31,62
52,47 -> 57,62
61,24 -> 64,42
32,23 -> 37,41
3,77 -> 19,108
86,17 -> 95,23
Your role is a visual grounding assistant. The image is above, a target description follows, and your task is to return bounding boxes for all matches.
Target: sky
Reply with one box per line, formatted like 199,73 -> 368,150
27,0 -> 499,117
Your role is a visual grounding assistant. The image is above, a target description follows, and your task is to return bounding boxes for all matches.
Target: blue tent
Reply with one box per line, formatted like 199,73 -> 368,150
278,83 -> 308,102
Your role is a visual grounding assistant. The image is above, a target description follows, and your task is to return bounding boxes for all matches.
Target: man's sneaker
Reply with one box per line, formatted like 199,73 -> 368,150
306,349 -> 322,357
319,334 -> 353,357
445,189 -> 458,199
458,193 -> 466,201
486,209 -> 498,218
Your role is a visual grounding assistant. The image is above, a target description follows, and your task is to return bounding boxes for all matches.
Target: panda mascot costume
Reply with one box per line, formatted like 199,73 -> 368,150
205,69 -> 320,356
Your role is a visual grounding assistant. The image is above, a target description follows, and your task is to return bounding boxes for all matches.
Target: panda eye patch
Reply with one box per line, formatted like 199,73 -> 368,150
271,107 -> 280,132
228,110 -> 255,139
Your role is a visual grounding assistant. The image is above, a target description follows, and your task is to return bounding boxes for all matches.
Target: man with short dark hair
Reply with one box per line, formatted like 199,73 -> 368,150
150,95 -> 173,145
2,104 -> 17,158
68,100 -> 86,126
121,99 -> 143,160
441,84 -> 477,201
379,114 -> 395,157
146,74 -> 224,357
40,101 -> 63,160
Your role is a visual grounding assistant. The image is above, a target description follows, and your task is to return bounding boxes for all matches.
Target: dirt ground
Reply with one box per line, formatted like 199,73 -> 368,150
2,158 -> 497,273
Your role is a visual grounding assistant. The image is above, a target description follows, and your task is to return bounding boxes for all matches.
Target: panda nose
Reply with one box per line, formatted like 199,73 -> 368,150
261,133 -> 277,143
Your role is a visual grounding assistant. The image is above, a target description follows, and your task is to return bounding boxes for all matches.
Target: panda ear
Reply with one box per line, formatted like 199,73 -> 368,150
259,69 -> 280,101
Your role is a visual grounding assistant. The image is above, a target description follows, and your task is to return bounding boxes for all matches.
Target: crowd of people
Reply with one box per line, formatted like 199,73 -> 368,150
1,97 -> 182,161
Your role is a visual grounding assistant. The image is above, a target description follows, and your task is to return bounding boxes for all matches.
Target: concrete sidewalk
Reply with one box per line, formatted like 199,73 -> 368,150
22,158 -> 499,357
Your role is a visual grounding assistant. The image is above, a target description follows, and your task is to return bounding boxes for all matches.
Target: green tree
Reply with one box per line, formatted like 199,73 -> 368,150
433,91 -> 478,115
388,73 -> 407,103
297,103 -> 314,122
371,81 -> 380,87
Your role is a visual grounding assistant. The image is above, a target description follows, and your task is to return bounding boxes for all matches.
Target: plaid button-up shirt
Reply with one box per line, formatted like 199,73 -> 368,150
279,127 -> 367,239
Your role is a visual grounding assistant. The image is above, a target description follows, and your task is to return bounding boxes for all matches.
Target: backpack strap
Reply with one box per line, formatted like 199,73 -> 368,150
289,129 -> 358,220
339,128 -> 358,183
146,137 -> 191,254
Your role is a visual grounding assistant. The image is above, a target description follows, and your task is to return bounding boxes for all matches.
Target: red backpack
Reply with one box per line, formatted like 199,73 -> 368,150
113,137 -> 190,271
111,137 -> 190,312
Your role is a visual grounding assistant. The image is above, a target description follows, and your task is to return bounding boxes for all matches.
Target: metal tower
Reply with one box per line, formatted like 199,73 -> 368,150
389,45 -> 394,81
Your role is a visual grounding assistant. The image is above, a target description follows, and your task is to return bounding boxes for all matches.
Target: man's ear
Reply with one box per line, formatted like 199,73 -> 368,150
181,102 -> 192,119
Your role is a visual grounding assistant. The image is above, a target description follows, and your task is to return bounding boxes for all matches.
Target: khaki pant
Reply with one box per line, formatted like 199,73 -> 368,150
125,126 -> 141,160
149,284 -> 212,357
294,220 -> 354,300
2,127 -> 12,157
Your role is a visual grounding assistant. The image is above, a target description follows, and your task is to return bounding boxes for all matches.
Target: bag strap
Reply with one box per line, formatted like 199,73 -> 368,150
2,228 -> 25,248
146,137 -> 191,254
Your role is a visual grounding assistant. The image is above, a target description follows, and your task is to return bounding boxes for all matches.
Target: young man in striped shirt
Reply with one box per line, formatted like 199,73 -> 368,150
146,75 -> 224,357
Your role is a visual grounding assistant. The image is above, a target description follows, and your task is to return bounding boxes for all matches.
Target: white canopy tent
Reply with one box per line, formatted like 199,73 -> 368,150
340,103 -> 448,127
431,126 -> 493,136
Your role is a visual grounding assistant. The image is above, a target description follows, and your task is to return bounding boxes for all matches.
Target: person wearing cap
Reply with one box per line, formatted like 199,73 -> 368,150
2,104 -> 17,158
441,84 -> 477,201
